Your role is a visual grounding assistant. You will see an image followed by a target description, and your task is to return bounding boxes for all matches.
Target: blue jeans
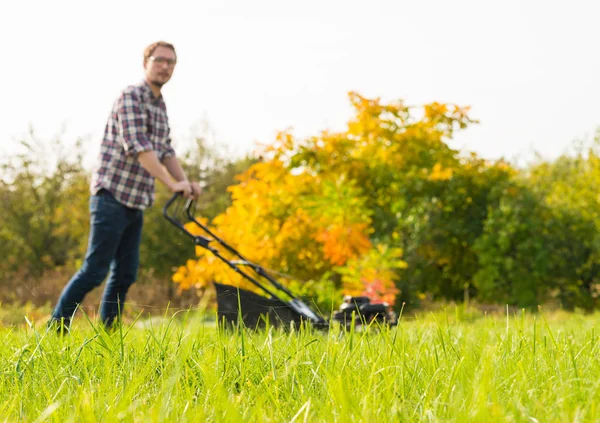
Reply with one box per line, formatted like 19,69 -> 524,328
51,189 -> 144,328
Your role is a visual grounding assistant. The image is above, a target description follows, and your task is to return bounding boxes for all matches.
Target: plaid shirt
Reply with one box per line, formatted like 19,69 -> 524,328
90,80 -> 175,210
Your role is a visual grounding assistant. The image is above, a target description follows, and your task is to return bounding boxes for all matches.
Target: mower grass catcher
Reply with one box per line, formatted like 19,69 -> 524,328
164,193 -> 397,330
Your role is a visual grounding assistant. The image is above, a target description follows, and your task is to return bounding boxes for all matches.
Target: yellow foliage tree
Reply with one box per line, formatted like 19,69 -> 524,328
173,92 -> 478,306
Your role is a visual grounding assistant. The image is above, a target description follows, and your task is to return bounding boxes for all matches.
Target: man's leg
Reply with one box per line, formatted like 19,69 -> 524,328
100,208 -> 144,328
50,191 -> 128,326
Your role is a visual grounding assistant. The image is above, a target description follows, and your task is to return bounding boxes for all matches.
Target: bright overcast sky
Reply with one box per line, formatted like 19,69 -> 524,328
1,0 -> 599,169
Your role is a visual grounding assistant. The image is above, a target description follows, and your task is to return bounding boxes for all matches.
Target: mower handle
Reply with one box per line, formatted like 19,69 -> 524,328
163,192 -> 329,326
163,192 -> 210,248
163,192 -> 303,302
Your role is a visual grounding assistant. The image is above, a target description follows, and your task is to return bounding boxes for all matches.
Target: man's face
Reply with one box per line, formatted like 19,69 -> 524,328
144,46 -> 177,88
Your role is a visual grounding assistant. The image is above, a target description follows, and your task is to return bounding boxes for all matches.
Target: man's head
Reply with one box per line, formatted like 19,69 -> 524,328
143,41 -> 177,89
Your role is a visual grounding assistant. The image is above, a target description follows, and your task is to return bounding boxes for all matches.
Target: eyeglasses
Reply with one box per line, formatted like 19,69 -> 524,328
148,56 -> 177,66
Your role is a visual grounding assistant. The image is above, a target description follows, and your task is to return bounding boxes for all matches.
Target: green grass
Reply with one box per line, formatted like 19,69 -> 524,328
1,307 -> 600,422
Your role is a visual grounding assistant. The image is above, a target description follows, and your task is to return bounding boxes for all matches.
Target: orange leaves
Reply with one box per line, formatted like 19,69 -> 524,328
337,245 -> 407,305
315,223 -> 372,266
359,276 -> 399,305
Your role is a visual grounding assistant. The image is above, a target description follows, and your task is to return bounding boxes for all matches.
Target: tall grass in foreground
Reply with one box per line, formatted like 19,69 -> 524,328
1,308 -> 600,422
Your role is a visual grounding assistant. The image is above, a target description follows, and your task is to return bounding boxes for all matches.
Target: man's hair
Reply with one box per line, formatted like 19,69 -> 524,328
144,41 -> 176,64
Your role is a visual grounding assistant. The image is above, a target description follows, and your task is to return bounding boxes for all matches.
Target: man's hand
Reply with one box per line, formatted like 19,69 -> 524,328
162,156 -> 201,199
190,182 -> 202,200
137,153 -> 200,199
170,180 -> 193,198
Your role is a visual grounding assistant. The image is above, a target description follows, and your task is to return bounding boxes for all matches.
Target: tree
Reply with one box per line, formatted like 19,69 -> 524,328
0,135 -> 90,276
172,92 -> 489,309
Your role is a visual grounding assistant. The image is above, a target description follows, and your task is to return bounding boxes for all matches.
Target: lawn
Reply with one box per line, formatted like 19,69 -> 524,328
1,307 -> 599,422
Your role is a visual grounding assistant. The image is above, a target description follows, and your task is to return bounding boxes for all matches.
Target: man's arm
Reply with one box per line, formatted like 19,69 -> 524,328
162,156 -> 187,182
114,90 -> 191,196
138,151 -> 192,197
162,155 -> 202,198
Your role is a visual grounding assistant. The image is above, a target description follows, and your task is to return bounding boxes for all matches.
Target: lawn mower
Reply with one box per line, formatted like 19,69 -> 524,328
163,193 -> 397,330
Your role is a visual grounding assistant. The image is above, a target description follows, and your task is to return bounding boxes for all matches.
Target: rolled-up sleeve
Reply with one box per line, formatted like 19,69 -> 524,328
160,137 -> 176,161
116,91 -> 154,156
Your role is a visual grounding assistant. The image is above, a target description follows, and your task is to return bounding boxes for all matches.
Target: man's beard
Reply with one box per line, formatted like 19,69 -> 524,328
150,79 -> 165,87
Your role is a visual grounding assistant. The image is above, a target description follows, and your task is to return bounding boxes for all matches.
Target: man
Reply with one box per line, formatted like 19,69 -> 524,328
49,41 -> 199,331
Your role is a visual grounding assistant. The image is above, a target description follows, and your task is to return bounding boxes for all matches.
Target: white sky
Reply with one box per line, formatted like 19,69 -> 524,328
1,0 -> 599,169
